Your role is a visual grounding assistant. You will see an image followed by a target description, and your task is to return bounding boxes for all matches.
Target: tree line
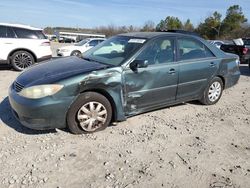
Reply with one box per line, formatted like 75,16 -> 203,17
44,5 -> 249,40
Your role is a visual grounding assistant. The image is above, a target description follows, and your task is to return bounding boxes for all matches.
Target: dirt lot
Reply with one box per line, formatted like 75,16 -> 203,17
0,62 -> 250,188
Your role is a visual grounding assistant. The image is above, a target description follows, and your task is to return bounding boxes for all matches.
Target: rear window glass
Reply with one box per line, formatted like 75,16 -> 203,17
12,27 -> 45,39
7,27 -> 16,38
178,38 -> 215,60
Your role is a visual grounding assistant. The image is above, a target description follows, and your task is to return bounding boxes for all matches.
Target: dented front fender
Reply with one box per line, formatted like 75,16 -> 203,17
79,67 -> 126,121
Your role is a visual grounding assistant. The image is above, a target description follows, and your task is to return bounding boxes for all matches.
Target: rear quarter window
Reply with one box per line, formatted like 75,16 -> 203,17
34,30 -> 46,39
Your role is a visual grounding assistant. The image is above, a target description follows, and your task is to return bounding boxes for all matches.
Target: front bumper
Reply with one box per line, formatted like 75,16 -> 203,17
57,50 -> 70,57
8,84 -> 76,130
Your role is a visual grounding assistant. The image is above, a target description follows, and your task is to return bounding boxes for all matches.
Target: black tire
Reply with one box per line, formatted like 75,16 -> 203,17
200,77 -> 223,105
70,50 -> 82,57
10,50 -> 35,71
67,92 -> 112,134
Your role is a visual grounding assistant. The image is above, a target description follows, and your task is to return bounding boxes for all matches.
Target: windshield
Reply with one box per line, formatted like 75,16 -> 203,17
82,36 -> 147,66
75,39 -> 90,46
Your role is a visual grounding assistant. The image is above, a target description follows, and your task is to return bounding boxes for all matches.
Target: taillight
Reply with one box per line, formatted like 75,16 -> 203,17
41,42 -> 50,46
243,47 -> 248,55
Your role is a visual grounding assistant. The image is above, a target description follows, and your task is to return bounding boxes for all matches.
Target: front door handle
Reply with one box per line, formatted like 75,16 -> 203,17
169,68 -> 176,74
210,62 -> 215,67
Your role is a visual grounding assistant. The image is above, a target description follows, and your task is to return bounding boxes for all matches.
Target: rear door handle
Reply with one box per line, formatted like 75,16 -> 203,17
4,43 -> 13,44
169,68 -> 176,74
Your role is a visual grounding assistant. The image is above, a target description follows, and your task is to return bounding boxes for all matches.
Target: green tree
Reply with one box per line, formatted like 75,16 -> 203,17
183,19 -> 194,31
156,16 -> 183,31
221,5 -> 247,37
196,11 -> 222,39
141,20 -> 155,32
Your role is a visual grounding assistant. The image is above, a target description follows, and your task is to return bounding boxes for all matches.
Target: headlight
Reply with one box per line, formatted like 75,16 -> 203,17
60,49 -> 69,52
18,84 -> 64,99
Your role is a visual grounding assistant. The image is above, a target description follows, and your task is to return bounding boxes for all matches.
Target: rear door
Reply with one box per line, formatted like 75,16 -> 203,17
0,26 -> 18,61
176,37 -> 218,101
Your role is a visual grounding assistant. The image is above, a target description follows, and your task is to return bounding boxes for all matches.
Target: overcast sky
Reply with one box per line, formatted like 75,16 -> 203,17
0,0 -> 249,28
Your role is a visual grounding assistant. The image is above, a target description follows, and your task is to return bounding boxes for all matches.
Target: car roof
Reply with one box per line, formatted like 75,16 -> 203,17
88,38 -> 106,40
0,23 -> 42,31
118,32 -> 200,39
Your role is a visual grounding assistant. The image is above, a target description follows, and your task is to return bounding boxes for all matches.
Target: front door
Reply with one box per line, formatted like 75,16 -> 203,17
123,36 -> 179,115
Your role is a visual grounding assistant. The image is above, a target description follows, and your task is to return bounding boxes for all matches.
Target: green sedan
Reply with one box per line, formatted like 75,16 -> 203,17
9,32 -> 240,134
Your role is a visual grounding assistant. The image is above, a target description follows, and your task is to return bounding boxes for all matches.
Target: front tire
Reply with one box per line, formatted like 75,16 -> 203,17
10,51 -> 35,71
200,77 -> 223,105
67,92 -> 112,134
70,50 -> 82,57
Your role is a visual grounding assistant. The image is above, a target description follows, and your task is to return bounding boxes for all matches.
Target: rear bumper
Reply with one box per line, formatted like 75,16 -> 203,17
8,84 -> 76,130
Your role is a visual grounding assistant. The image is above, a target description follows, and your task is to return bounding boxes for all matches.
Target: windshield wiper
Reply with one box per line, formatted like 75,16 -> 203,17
82,57 -> 109,65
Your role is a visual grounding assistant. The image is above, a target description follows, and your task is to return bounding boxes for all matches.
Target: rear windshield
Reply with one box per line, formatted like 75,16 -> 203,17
12,27 -> 46,39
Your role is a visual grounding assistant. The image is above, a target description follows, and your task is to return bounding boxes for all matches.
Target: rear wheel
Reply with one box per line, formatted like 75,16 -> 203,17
67,92 -> 112,134
10,51 -> 34,71
200,77 -> 223,105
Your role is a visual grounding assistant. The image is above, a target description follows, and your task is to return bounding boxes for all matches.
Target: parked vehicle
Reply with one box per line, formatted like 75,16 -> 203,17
57,38 -> 105,57
58,37 -> 75,43
0,23 -> 52,71
220,38 -> 250,65
242,38 -> 250,48
208,40 -> 224,48
9,32 -> 240,134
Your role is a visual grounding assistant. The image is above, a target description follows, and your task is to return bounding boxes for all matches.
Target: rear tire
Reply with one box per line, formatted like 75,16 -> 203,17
10,50 -> 34,71
67,92 -> 112,134
200,77 -> 223,105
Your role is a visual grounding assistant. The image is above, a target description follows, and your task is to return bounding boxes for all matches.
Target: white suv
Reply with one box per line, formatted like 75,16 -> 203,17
0,23 -> 52,71
57,38 -> 105,57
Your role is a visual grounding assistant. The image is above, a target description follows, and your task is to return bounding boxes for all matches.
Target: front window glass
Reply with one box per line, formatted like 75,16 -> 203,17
75,39 -> 90,46
135,37 -> 175,65
83,36 -> 146,66
178,38 -> 215,60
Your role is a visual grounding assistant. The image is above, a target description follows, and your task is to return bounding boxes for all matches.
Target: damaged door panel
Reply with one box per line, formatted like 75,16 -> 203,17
123,63 -> 178,115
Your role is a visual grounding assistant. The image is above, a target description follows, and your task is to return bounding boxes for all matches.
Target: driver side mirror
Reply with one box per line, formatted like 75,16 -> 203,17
129,60 -> 148,72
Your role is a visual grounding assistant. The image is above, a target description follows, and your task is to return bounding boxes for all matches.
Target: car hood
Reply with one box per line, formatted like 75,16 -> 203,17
16,57 -> 109,87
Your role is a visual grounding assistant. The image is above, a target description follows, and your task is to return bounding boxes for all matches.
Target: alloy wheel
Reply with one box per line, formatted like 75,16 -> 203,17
13,52 -> 33,70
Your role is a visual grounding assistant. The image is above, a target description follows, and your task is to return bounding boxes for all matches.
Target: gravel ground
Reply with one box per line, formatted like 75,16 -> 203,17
0,63 -> 249,188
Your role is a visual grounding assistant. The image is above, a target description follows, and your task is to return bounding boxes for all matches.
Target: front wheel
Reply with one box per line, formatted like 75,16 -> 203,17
70,50 -> 82,57
67,92 -> 112,134
200,77 -> 223,105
